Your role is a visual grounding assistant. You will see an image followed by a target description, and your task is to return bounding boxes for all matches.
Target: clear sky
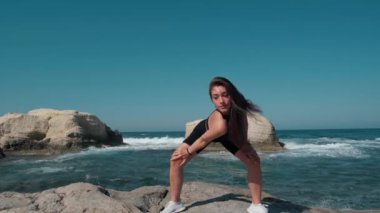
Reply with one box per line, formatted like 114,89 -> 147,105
1,0 -> 379,131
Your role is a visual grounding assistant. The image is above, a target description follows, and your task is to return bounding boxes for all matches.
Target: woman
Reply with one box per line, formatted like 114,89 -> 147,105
161,77 -> 268,213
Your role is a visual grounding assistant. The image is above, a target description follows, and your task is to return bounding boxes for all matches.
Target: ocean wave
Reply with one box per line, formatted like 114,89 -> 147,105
273,138 -> 369,158
285,141 -> 350,150
284,136 -> 378,142
25,166 -> 71,174
7,159 -> 28,164
40,136 -> 375,162
11,136 -> 377,163
281,137 -> 380,148
122,136 -> 184,150
31,147 -> 106,163
25,136 -> 180,163
36,136 -> 184,162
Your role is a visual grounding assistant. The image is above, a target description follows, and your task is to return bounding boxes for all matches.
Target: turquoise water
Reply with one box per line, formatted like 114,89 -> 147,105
0,129 -> 379,210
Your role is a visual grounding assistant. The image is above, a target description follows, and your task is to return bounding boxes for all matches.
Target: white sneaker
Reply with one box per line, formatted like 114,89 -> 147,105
160,201 -> 186,213
247,203 -> 268,213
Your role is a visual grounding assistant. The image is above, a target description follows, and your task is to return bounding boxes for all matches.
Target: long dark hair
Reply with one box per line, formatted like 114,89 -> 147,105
209,76 -> 261,147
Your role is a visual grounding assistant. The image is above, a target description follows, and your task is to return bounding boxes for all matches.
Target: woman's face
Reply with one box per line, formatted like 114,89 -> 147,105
211,85 -> 231,114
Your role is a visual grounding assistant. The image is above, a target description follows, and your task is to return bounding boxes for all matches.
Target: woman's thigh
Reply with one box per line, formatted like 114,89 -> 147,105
234,143 -> 260,166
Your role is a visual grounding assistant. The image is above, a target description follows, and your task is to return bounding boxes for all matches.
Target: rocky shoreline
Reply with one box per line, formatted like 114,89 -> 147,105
1,109 -> 377,212
0,181 -> 377,213
0,109 -> 123,155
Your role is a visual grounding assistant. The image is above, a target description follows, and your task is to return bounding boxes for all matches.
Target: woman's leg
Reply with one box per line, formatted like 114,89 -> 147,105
234,143 -> 262,204
169,143 -> 193,202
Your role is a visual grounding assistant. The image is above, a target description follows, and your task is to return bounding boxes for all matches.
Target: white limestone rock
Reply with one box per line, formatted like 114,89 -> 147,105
0,108 -> 122,153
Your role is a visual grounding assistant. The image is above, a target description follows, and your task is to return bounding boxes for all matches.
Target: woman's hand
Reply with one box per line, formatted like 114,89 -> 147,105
171,145 -> 193,166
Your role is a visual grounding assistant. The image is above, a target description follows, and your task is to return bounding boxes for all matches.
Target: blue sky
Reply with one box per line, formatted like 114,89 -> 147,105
1,0 -> 379,131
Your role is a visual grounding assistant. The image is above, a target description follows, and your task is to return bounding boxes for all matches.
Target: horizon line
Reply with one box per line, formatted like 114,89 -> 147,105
120,127 -> 380,133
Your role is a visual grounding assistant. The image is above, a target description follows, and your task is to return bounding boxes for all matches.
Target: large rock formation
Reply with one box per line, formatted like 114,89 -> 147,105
0,109 -> 123,154
185,113 -> 284,152
0,182 -> 374,213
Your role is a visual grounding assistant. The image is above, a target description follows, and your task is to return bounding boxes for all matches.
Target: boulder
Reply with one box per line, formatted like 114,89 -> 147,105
185,113 -> 283,152
0,183 -> 141,213
0,182 -> 373,213
0,109 -> 123,154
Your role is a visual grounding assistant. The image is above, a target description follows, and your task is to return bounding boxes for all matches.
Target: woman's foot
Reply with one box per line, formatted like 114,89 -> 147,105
247,203 -> 268,213
160,201 -> 186,213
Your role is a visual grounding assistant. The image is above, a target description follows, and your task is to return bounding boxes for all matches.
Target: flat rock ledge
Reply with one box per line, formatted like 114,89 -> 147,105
0,109 -> 123,155
0,182 -> 377,213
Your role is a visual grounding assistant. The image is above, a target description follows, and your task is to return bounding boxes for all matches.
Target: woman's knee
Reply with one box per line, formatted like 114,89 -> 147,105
170,153 -> 186,169
170,157 -> 184,168
241,145 -> 260,164
236,150 -> 261,168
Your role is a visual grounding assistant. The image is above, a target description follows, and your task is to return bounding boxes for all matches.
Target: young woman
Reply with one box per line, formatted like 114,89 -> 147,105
161,77 -> 268,213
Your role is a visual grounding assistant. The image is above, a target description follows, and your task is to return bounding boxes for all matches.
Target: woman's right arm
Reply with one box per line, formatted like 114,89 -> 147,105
187,111 -> 228,155
171,111 -> 228,163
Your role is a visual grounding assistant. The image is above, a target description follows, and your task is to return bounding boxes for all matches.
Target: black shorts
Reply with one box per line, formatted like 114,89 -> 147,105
183,119 -> 239,155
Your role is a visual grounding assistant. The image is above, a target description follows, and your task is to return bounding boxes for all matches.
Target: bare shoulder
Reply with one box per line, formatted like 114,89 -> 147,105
199,111 -> 228,143
208,111 -> 228,134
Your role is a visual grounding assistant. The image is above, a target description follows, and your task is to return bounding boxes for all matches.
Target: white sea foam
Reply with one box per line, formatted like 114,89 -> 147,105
53,136 -> 375,161
273,137 -> 370,158
40,147 -> 103,163
122,136 -> 184,150
28,136 -> 184,163
18,136 -> 377,163
9,159 -> 28,164
251,136 -> 378,160
310,137 -> 380,147
25,166 -> 70,174
30,136 -> 183,162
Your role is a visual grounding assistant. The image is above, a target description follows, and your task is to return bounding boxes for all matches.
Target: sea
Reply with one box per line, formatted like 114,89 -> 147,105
0,129 -> 379,210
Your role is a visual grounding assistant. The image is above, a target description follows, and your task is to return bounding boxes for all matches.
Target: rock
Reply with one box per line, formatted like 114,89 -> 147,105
0,182 -> 375,213
0,148 -> 5,158
0,183 -> 141,213
159,182 -> 338,213
185,113 -> 284,152
108,185 -> 168,213
0,109 -> 123,154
